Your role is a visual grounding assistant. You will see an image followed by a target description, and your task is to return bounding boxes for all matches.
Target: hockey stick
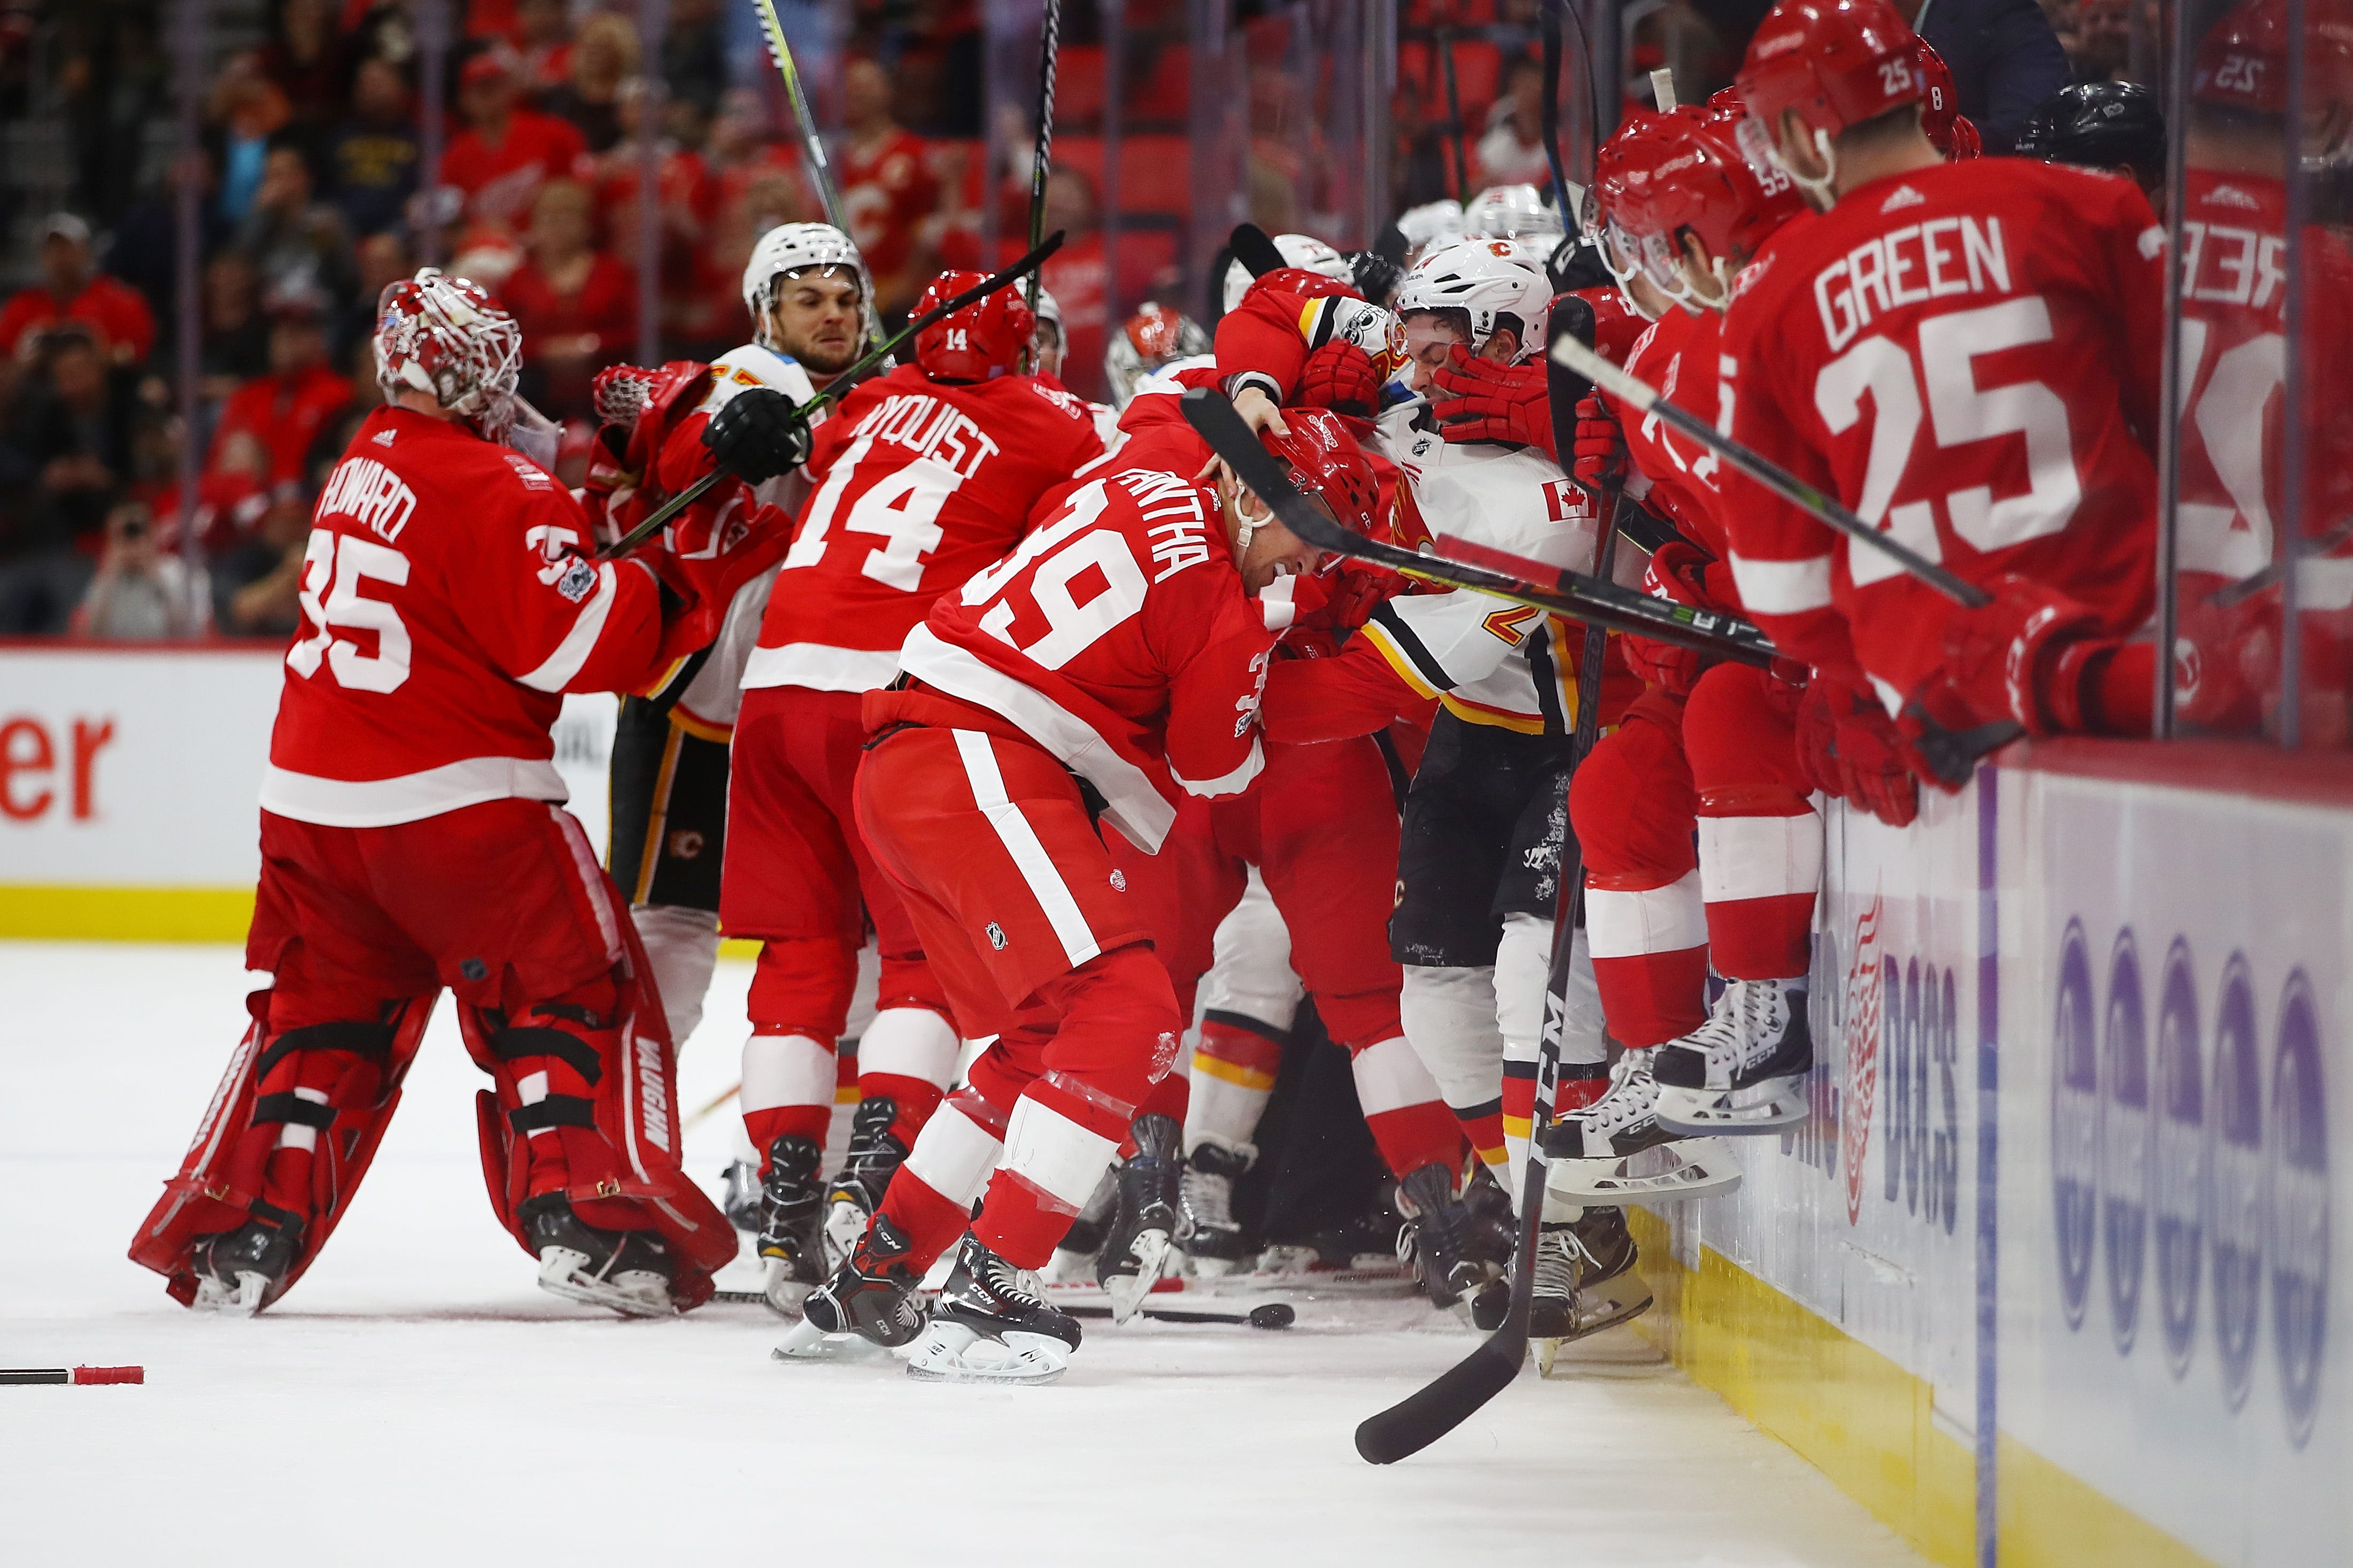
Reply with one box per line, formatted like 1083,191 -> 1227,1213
750,0 -> 884,353
1355,308 -> 1626,1465
1062,1301 -> 1296,1329
2208,514 -> 2353,608
1549,333 -> 1991,609
1229,221 -> 1287,278
598,232 -> 1064,561
1537,1 -> 1572,220
1179,389 -> 1778,666
1025,0 -> 1062,331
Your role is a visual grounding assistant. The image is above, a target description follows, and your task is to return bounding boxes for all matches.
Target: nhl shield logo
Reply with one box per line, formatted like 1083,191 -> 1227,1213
986,922 -> 1008,951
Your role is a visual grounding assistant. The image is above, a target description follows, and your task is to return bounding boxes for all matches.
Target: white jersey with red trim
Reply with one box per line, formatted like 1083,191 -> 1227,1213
264,406 -> 668,826
742,362 -> 1104,695
877,462 -> 1274,851
1361,394 -> 1631,733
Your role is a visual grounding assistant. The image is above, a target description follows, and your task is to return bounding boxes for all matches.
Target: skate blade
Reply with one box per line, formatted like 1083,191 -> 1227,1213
1545,1139 -> 1743,1204
193,1272 -> 270,1316
770,1319 -> 895,1363
1535,1285 -> 1658,1374
1183,1253 -> 1241,1278
819,1198 -> 869,1274
1038,1247 -> 1103,1286
537,1272 -> 676,1318
1654,1076 -> 1808,1136
1099,1229 -> 1174,1325
903,1323 -> 1071,1385
763,1257 -> 815,1319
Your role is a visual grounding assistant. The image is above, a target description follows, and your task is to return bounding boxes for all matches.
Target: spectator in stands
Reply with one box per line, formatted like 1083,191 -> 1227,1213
259,0 -> 349,153
838,54 -> 941,316
1035,168 -> 1108,402
0,328 -> 140,634
342,231 -> 412,358
506,178 -> 636,421
518,0 -> 576,101
207,304 -> 352,492
72,500 -> 208,640
200,250 -> 272,404
210,487 -> 311,639
544,14 -> 640,154
1908,0 -> 2075,151
64,7 -> 172,227
1475,53 -> 1553,189
0,214 -> 158,368
707,88 -> 810,221
324,58 -> 423,241
443,44 -> 590,231
1626,0 -> 1732,109
207,51 -> 292,227
595,80 -> 717,347
2066,0 -> 2133,80
236,145 -> 360,324
1391,77 -> 1459,207
663,0 -> 731,121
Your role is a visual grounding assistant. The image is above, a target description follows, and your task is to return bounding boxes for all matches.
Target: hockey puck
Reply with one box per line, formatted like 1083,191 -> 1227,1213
1247,1303 -> 1295,1330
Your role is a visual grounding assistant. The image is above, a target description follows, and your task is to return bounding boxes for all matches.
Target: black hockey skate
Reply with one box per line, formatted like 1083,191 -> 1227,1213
906,1232 -> 1083,1384
190,1204 -> 305,1316
1541,1049 -> 1743,1204
1096,1113 -> 1181,1322
1394,1162 -> 1495,1314
1653,979 -> 1813,1134
1178,1138 -> 1255,1275
755,1135 -> 825,1317
822,1097 -> 908,1272
780,1212 -> 928,1358
520,1193 -> 676,1318
1530,1208 -> 1654,1372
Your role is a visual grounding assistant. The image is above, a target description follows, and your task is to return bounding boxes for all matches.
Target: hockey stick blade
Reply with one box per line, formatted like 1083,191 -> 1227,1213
1182,387 -> 1777,665
1356,1333 -> 1527,1464
1549,333 -> 1989,609
1229,222 -> 1288,278
603,234 -> 1066,560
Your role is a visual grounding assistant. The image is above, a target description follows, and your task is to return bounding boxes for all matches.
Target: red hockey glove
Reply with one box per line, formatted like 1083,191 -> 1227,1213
1939,572 -> 2111,736
646,500 -> 794,664
1798,678 -> 1918,827
1430,347 -> 1553,456
1570,394 -> 1627,501
1296,339 -> 1381,417
1619,540 -> 1713,695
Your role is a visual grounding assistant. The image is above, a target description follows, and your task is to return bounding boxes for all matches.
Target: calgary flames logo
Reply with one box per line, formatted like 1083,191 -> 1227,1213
1842,896 -> 1885,1225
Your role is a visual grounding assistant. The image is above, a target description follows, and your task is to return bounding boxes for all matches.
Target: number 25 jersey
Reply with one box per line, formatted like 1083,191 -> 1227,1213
1719,160 -> 2165,709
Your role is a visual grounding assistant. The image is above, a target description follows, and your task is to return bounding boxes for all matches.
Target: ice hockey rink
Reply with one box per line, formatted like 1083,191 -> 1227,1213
1,942 -> 1928,1567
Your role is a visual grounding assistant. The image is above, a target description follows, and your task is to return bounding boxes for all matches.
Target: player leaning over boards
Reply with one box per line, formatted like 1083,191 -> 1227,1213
1719,0 -> 2164,770
783,412 -> 1380,1384
129,271 -> 788,1317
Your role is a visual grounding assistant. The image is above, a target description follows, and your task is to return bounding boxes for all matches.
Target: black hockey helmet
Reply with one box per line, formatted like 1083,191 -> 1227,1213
2014,82 -> 2167,192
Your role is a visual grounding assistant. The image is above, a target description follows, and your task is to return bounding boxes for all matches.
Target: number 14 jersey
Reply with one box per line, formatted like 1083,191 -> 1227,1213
742,361 -> 1105,695
1719,160 -> 2165,709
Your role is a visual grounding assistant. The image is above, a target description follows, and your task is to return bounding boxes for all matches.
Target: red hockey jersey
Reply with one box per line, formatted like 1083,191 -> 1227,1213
1609,304 -> 1746,615
869,462 -> 1273,853
742,362 -> 1104,694
262,407 -> 667,826
1719,160 -> 2164,706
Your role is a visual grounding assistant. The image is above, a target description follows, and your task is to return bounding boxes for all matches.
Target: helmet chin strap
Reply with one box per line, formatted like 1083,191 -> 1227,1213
1774,126 -> 1842,210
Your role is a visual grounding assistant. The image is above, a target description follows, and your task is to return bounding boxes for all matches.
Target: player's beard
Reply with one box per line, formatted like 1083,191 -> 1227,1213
791,333 -> 862,379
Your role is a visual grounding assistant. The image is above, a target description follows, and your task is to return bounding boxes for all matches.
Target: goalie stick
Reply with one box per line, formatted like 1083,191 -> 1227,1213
750,0 -> 883,353
1549,332 -> 1991,609
1025,0 -> 1062,329
1177,390 -> 1779,668
1356,302 -> 1628,1464
599,233 -> 1064,561
1228,221 -> 1287,280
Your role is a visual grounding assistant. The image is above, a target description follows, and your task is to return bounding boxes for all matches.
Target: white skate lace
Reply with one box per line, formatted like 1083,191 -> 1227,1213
1575,1049 -> 1660,1140
1678,981 -> 1787,1076
1181,1167 -> 1235,1232
1531,1226 -> 1584,1300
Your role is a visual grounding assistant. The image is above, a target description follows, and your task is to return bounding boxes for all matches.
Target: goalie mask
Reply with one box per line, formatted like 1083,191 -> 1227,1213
1221,232 -> 1350,315
374,268 -> 524,440
1395,238 -> 1552,366
741,221 -> 874,350
1104,302 -> 1211,409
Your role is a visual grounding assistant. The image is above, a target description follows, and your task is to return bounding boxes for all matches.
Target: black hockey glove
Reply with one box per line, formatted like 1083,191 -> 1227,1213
1346,250 -> 1403,309
703,386 -> 812,485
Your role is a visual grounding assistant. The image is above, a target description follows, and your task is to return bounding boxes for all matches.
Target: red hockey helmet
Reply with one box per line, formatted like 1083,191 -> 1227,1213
1736,0 -> 1923,184
2192,0 -> 2353,117
1914,41 -> 1982,158
912,269 -> 1037,383
1616,110 -> 1807,309
1262,407 -> 1381,540
1252,265 -> 1365,304
374,267 -> 524,437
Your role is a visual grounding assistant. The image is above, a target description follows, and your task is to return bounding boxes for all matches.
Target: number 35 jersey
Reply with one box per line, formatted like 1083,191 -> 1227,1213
872,464 -> 1274,853
742,361 -> 1105,695
263,407 -> 671,826
1719,160 -> 2165,709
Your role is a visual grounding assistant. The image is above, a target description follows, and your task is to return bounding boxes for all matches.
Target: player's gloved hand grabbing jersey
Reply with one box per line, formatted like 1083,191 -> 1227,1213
644,493 -> 795,664
704,385 -> 814,484
1619,540 -> 1714,695
1569,393 -> 1626,499
1430,346 -> 1553,456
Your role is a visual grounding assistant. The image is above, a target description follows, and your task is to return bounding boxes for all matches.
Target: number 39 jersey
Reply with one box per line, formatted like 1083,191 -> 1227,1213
1719,160 -> 2165,709
742,361 -> 1105,694
263,407 -> 669,827
872,464 -> 1274,852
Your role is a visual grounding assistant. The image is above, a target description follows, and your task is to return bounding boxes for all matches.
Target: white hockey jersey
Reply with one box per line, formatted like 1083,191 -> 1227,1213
1359,395 -> 1643,733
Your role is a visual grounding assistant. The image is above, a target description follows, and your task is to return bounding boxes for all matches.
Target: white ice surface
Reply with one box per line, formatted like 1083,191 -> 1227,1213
1,943 -> 1928,1567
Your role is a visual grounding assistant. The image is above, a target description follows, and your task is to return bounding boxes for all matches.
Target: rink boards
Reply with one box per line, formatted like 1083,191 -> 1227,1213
1631,742 -> 2353,1568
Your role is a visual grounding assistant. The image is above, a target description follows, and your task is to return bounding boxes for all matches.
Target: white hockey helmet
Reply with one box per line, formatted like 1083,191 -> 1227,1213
1104,301 -> 1212,409
1395,199 -> 1467,264
1462,183 -> 1567,245
373,267 -> 524,438
1221,232 -> 1349,315
741,221 -> 873,348
1028,285 -> 1065,374
1395,238 -> 1553,363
